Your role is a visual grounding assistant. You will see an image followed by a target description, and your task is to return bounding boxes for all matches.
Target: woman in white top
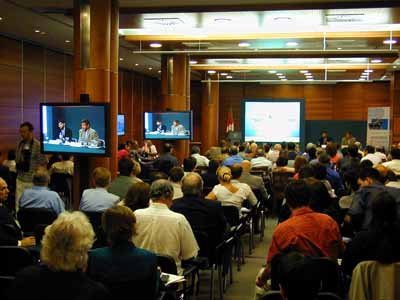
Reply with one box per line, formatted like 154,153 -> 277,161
206,166 -> 247,212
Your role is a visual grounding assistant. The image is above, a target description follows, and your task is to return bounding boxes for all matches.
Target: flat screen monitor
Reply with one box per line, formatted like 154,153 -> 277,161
117,114 -> 125,136
40,103 -> 110,156
242,99 -> 305,145
144,111 -> 192,140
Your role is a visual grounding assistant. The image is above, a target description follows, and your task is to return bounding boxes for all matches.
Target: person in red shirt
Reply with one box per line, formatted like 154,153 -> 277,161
117,142 -> 131,161
256,179 -> 344,288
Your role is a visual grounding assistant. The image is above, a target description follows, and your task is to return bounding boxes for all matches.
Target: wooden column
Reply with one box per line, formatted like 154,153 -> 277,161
160,54 -> 190,163
390,71 -> 400,143
72,0 -> 118,209
201,76 -> 219,153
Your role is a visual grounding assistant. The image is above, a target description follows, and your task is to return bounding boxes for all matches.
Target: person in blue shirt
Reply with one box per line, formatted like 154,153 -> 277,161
318,153 -> 345,198
19,167 -> 65,215
88,205 -> 160,300
222,146 -> 244,167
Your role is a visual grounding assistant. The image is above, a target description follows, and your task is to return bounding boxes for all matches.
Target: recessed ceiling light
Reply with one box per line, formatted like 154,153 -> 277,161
148,67 -> 153,70
383,39 -> 397,45
359,78 -> 366,81
0,17 -> 3,21
189,60 -> 198,64
371,59 -> 382,63
149,42 -> 162,48
305,72 -> 312,76
214,18 -> 232,23
34,29 -> 40,33
220,73 -> 228,76
158,70 -> 161,73
281,78 -> 288,81
276,73 -> 284,76
365,69 -> 374,73
286,41 -> 298,47
83,13 -> 88,17
208,70 -> 216,74
226,75 -> 233,79
238,42 -> 250,47
65,40 -> 70,43
135,63 -> 139,66
337,47 -> 343,50
268,70 -> 277,74
119,58 -> 124,61
394,66 -> 397,69
300,70 -> 309,74
278,76 -> 286,79
40,31 -> 46,35
306,78 -> 314,81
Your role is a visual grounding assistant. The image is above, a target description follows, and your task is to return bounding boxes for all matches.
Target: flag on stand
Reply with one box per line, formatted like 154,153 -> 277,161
226,106 -> 235,133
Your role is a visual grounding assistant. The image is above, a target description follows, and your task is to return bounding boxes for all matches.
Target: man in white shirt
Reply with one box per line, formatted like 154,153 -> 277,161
169,166 -> 184,200
134,179 -> 199,273
80,167 -> 120,212
230,164 -> 258,207
267,144 -> 281,163
251,148 -> 273,169
361,145 -> 382,166
383,148 -> 400,175
191,146 -> 209,168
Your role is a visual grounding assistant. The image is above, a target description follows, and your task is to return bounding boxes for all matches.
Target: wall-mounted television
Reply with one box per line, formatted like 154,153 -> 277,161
117,114 -> 125,136
40,103 -> 110,156
144,111 -> 192,140
242,99 -> 305,146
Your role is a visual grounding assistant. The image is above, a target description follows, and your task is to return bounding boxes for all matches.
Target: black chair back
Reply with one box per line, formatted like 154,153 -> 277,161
261,291 -> 283,300
0,276 -> 15,300
156,254 -> 178,275
104,278 -> 158,300
17,208 -> 57,235
202,186 -> 213,198
0,246 -> 34,276
193,230 -> 212,262
82,211 -> 107,248
49,173 -> 72,194
222,206 -> 240,227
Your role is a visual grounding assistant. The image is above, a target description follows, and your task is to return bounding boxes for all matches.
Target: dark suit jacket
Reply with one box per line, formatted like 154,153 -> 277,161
88,241 -> 159,300
156,125 -> 167,132
171,195 -> 227,247
0,205 -> 22,246
201,172 -> 219,188
55,127 -> 73,140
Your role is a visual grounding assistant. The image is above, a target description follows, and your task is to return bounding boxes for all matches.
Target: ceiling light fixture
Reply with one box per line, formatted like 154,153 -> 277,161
0,17 -> 3,21
148,67 -> 153,70
208,70 -> 216,74
65,40 -> 70,43
226,75 -> 233,79
371,59 -> 382,63
281,78 -> 288,81
189,60 -> 198,64
149,42 -> 162,48
383,39 -> 398,45
306,79 -> 314,81
220,73 -> 228,76
40,31 -> 46,35
158,70 -> 161,73
394,66 -> 398,69
337,47 -> 343,50
276,73 -> 284,76
268,70 -> 277,74
286,41 -> 299,47
135,63 -> 139,66
119,58 -> 124,61
279,76 -> 286,79
364,69 -> 374,73
300,70 -> 309,74
238,42 -> 250,47
34,29 -> 40,33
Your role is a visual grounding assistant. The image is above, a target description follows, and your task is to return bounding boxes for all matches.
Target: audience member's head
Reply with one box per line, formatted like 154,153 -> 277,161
375,165 -> 389,184
181,173 -> 204,197
169,166 -> 185,183
132,160 -> 141,177
276,156 -> 288,167
238,144 -> 245,153
60,153 -> 70,161
348,144 -> 359,158
19,121 -> 34,141
387,170 -> 398,182
191,145 -> 201,155
358,167 -> 381,187
41,211 -> 94,272
285,180 -> 310,209
163,143 -> 173,153
118,158 -> 134,176
263,144 -> 271,153
365,145 -> 375,154
229,146 -> 238,156
287,142 -> 295,151
298,165 -> 314,179
359,159 -> 373,170
306,178 -> 332,212
208,160 -> 220,174
33,167 -> 50,187
150,179 -> 174,205
341,147 -> 349,158
326,143 -> 338,158
183,157 -> 197,172
92,167 -> 111,188
0,177 -> 9,202
343,170 -> 360,193
390,147 -> 400,160
294,156 -> 308,173
102,205 -> 136,246
230,164 -> 243,179
124,182 -> 150,211
256,148 -> 265,157
274,144 -> 282,151
307,146 -> 317,160
217,166 -> 232,183
221,147 -> 229,155
312,163 -> 327,180
149,171 -> 168,182
241,160 -> 251,172
318,153 -> 330,166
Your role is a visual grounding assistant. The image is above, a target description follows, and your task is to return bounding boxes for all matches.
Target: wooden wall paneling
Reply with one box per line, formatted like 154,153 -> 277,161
219,83 -> 244,140
362,82 -> 391,120
0,36 -> 21,67
190,81 -> 202,142
304,85 -> 334,120
333,83 -> 364,120
45,50 -> 65,102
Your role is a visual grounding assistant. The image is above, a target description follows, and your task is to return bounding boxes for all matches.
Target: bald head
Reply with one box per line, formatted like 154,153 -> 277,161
242,160 -> 251,172
274,144 -> 282,151
182,173 -> 204,196
0,178 -> 9,202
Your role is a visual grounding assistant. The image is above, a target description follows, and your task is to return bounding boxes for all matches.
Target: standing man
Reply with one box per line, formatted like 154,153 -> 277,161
78,119 -> 99,145
15,122 -> 47,209
56,120 -> 72,141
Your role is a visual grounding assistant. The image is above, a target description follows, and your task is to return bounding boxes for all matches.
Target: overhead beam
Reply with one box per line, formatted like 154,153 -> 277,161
191,64 -> 391,70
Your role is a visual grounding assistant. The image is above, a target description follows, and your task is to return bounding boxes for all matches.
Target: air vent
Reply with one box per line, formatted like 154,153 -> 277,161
182,42 -> 211,47
325,13 -> 364,23
143,18 -> 184,27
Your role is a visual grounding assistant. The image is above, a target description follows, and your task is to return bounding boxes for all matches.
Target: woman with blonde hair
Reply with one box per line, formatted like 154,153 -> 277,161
206,166 -> 248,213
10,211 -> 111,300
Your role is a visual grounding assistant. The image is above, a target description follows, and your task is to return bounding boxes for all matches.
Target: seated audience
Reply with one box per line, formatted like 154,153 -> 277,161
230,164 -> 258,207
383,147 -> 400,175
191,145 -> 209,168
385,170 -> 400,189
318,153 -> 345,197
2,149 -> 16,173
141,140 -> 158,158
134,179 -> 199,273
361,145 -> 382,166
267,144 -> 281,163
298,165 -> 315,180
312,163 -> 336,198
256,180 -> 343,287
222,146 -> 243,167
293,156 -> 308,180
217,146 -> 230,162
183,157 -> 197,176
273,156 -> 294,173
157,143 -> 179,172
326,143 -> 341,166
117,142 -> 131,161
0,177 -> 35,246
342,191 -> 400,275
341,131 -> 356,147
206,166 -> 251,214
339,144 -> 360,176
109,158 -> 142,199
251,148 -> 272,169
347,167 -> 400,231
169,166 -> 184,200
120,182 -> 150,212
240,160 -> 268,200
49,153 -> 73,176
19,167 -> 65,215
238,144 -> 247,160
171,173 -> 227,250
375,146 -> 387,162
80,167 -> 120,212
304,143 -> 317,162
88,206 -> 160,300
10,211 -> 111,300
287,142 -> 297,161
201,159 -> 220,188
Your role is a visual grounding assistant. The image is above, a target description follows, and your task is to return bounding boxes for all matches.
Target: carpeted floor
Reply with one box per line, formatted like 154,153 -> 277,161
192,217 -> 277,300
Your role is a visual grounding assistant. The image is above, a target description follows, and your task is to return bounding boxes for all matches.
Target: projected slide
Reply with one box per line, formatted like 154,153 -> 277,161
243,101 -> 302,143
